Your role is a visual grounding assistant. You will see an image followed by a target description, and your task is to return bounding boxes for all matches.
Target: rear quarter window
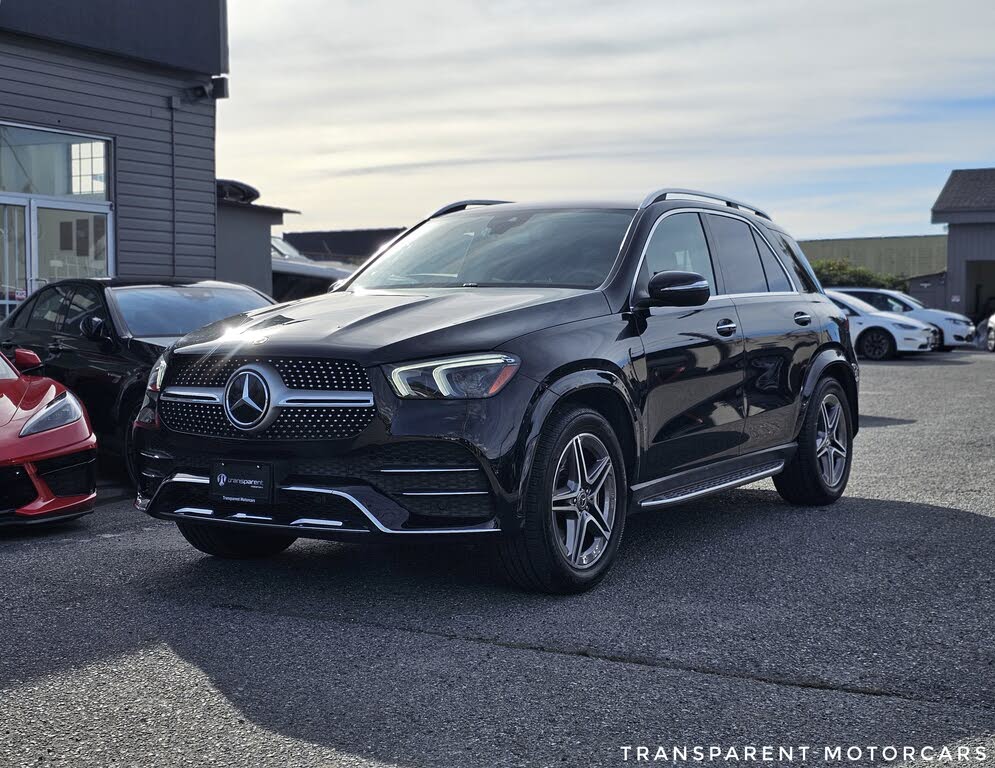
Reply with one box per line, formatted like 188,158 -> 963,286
766,229 -> 820,293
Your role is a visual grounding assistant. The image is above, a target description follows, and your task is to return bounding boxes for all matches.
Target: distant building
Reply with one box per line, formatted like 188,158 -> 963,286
284,228 -> 405,265
798,235 -> 947,279
931,168 -> 995,317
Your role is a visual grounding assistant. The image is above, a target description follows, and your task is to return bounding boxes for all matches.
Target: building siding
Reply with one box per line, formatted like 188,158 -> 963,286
0,32 -> 217,280
798,235 -> 947,278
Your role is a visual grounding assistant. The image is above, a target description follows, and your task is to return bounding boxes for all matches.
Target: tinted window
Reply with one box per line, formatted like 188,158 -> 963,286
111,286 -> 271,337
0,352 -> 15,380
26,287 -> 71,332
830,298 -> 856,316
705,214 -> 767,294
63,286 -> 109,336
752,230 -> 792,292
9,296 -> 36,329
642,213 -> 715,290
352,209 -> 634,290
856,292 -> 908,313
768,231 -> 819,292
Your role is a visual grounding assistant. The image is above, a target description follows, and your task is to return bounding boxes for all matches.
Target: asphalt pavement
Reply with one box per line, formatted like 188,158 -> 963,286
2,351 -> 994,767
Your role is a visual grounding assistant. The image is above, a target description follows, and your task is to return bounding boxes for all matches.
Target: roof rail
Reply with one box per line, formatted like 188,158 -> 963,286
428,199 -> 511,218
639,188 -> 771,221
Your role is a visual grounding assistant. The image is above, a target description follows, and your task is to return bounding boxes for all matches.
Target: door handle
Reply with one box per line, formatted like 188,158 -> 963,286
793,312 -> 812,326
716,319 -> 737,337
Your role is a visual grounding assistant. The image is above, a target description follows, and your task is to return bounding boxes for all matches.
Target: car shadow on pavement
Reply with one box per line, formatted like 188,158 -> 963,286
8,490 -> 992,766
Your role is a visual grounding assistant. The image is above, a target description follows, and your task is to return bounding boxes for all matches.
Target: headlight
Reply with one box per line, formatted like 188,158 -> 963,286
20,391 -> 84,437
895,323 -> 920,331
147,353 -> 168,392
386,353 -> 520,399
950,318 -> 971,326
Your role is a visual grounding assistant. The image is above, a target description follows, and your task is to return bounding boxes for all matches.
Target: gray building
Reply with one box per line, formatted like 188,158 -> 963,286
0,0 -> 230,319
931,168 -> 995,317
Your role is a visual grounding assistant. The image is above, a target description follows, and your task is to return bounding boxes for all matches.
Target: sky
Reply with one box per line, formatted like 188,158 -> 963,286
216,0 -> 995,240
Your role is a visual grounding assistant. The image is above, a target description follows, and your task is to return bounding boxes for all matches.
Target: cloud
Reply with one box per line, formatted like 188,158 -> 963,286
217,0 -> 995,237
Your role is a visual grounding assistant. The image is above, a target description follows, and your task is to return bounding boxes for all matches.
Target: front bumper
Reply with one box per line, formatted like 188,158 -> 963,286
135,369 -> 541,539
137,472 -> 500,539
0,441 -> 98,526
896,330 -> 935,352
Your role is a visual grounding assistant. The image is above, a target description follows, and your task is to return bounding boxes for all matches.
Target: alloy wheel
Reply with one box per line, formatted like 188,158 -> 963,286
816,394 -> 848,488
550,433 -> 617,569
861,330 -> 890,360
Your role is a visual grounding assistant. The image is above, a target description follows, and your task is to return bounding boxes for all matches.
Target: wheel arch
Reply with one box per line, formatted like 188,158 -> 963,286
797,346 -> 860,438
514,368 -> 641,520
854,325 -> 895,357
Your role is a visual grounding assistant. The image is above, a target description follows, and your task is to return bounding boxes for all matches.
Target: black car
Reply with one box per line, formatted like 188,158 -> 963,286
135,189 -> 859,593
271,236 -> 351,302
0,279 -> 274,482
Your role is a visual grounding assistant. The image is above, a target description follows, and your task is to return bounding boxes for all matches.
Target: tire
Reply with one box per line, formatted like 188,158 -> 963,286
774,377 -> 853,506
858,328 -> 896,361
987,328 -> 994,353
497,406 -> 627,594
177,521 -> 296,558
934,327 -> 953,352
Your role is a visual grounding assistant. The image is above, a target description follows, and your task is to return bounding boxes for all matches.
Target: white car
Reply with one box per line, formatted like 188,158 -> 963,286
826,290 -> 936,360
829,287 -> 975,350
984,315 -> 995,353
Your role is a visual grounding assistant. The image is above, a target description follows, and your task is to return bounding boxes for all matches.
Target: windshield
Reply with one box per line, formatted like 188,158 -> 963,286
351,209 -> 634,290
0,353 -> 15,380
272,237 -> 307,260
904,294 -> 926,308
831,292 -> 878,315
111,286 -> 271,337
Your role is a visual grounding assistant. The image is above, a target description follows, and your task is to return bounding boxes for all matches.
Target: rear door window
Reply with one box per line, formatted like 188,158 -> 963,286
704,214 -> 767,294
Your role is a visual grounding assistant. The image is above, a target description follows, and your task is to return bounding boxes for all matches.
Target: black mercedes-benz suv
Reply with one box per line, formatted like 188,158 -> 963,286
135,188 -> 859,593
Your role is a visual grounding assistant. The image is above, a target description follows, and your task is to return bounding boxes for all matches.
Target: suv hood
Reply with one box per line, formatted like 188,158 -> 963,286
170,287 -> 610,365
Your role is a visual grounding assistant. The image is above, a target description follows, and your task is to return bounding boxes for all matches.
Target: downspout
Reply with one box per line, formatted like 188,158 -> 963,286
169,95 -> 180,278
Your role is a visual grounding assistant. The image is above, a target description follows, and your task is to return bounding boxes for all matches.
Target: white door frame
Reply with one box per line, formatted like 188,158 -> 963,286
0,194 -> 31,316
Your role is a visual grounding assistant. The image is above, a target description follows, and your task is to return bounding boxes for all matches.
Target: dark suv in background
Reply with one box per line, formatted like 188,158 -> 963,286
135,189 -> 859,593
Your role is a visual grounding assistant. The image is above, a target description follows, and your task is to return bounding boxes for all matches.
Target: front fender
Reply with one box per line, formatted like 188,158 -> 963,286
796,345 -> 860,438
507,368 -> 641,529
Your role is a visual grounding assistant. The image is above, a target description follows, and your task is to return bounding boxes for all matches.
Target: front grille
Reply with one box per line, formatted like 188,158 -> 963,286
159,354 -> 376,441
159,401 -> 376,440
0,466 -> 38,511
165,355 -> 370,391
35,450 -> 97,498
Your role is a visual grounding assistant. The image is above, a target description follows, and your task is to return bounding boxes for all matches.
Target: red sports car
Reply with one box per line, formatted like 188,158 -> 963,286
1,348 -> 97,526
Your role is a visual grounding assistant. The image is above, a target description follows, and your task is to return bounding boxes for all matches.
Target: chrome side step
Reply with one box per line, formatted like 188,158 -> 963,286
640,461 -> 784,509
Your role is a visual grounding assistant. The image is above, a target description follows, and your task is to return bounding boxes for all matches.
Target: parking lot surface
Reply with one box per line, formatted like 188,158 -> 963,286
2,352 -> 994,767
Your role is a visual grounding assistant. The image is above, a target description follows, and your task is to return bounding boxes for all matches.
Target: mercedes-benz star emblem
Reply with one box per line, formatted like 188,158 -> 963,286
224,368 -> 270,430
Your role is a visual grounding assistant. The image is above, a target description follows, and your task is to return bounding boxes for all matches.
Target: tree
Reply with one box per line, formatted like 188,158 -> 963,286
810,259 -> 906,290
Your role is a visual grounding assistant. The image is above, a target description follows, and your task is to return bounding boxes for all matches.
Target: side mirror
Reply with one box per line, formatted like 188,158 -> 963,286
329,279 -> 345,293
80,316 -> 106,340
642,271 -> 710,308
13,348 -> 42,373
